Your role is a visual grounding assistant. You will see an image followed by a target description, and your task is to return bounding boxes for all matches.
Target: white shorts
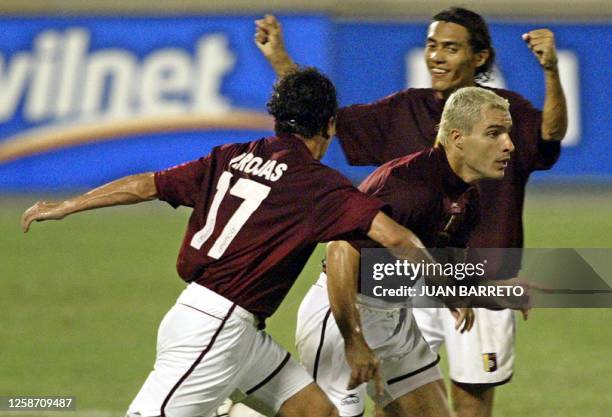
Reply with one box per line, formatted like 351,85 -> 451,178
412,307 -> 516,385
296,274 -> 441,416
127,283 -> 312,417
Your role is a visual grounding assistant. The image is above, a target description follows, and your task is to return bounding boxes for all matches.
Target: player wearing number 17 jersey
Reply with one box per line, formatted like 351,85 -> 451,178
21,68 -> 431,417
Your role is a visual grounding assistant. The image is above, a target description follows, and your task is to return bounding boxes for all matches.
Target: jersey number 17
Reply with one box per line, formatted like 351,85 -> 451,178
190,171 -> 271,259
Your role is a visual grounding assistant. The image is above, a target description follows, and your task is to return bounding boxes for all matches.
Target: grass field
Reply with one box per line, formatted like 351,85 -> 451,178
1,185 -> 611,417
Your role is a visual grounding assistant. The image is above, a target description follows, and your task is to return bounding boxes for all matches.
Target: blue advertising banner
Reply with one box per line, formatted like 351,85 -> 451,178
0,16 -> 609,191
0,15 -> 330,191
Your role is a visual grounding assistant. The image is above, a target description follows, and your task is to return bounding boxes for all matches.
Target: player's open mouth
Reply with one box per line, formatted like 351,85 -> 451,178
430,68 -> 450,77
496,159 -> 510,168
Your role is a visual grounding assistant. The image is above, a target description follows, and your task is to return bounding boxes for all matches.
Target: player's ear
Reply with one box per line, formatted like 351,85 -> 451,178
474,49 -> 490,69
325,116 -> 336,140
450,128 -> 464,150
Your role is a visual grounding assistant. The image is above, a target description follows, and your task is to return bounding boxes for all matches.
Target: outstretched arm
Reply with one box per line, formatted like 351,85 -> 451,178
523,29 -> 567,141
21,172 -> 157,232
254,14 -> 298,77
326,240 -> 384,395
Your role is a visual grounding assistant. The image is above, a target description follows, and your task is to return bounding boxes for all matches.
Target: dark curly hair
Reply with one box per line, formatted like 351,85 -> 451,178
267,67 -> 338,138
432,7 -> 496,82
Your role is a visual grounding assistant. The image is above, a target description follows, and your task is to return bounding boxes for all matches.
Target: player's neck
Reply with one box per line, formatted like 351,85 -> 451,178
446,149 -> 480,184
297,135 -> 327,160
435,80 -> 478,100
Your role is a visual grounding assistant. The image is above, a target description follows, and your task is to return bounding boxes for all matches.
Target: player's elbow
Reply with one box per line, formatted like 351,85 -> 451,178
133,172 -> 158,200
373,221 -> 412,249
542,127 -> 567,141
382,229 -> 411,250
368,212 -> 416,250
541,114 -> 568,141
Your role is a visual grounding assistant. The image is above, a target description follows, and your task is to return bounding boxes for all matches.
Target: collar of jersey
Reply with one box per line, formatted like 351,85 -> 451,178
275,133 -> 316,159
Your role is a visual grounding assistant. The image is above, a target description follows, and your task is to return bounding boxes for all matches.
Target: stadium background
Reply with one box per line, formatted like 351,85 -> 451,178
1,1 -> 610,416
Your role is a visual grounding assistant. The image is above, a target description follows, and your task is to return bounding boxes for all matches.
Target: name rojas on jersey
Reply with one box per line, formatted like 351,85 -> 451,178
229,152 -> 288,182
0,28 -> 234,123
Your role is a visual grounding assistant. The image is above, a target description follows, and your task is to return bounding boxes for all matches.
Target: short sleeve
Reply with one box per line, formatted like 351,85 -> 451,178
507,92 -> 561,173
336,92 -> 413,166
349,174 -> 427,251
309,168 -> 385,242
154,155 -> 211,208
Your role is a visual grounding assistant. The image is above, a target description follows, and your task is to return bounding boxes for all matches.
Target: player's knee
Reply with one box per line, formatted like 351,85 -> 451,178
278,382 -> 338,417
311,395 -> 338,417
383,380 -> 452,417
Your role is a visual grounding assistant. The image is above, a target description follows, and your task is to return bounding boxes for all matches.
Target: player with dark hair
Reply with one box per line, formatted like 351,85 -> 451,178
256,7 -> 567,417
22,68 -> 447,417
431,7 -> 497,82
268,68 -> 339,139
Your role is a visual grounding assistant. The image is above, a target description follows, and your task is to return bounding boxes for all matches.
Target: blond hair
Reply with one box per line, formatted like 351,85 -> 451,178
436,87 -> 510,146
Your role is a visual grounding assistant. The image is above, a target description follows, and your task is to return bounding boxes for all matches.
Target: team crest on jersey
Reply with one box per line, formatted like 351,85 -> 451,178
482,352 -> 498,372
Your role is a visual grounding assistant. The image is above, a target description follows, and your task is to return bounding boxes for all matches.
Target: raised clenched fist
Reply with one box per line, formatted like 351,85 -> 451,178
522,29 -> 559,71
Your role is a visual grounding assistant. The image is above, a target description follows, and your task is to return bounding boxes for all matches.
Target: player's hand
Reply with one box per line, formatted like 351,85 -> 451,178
254,14 -> 297,77
522,29 -> 558,71
254,14 -> 287,59
520,306 -> 531,321
503,277 -> 547,312
449,307 -> 475,333
515,277 -> 549,320
345,337 -> 384,397
21,201 -> 66,232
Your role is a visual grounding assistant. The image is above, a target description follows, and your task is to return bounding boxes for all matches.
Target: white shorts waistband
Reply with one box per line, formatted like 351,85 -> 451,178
178,282 -> 259,327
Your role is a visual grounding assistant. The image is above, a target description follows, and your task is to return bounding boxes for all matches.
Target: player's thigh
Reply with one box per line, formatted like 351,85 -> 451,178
277,382 -> 338,417
314,316 -> 366,417
296,282 -> 367,416
127,301 -> 254,417
383,380 -> 451,417
443,308 -> 515,385
236,330 -> 316,416
295,273 -> 330,369
450,381 -> 494,417
360,305 -> 442,407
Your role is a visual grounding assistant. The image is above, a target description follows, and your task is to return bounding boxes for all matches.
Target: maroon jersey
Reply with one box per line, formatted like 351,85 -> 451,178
154,133 -> 384,320
351,147 -> 480,252
337,87 -> 561,278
